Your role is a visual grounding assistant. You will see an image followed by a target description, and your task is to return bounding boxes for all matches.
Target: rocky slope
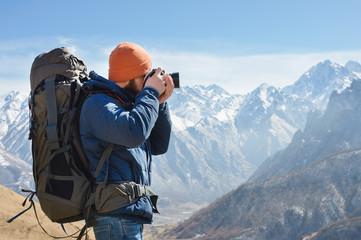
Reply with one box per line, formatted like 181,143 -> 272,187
303,216 -> 361,240
163,148 -> 361,240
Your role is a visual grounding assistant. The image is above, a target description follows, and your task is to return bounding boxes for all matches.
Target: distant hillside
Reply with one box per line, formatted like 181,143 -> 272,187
162,148 -> 361,239
0,185 -> 95,240
303,216 -> 361,240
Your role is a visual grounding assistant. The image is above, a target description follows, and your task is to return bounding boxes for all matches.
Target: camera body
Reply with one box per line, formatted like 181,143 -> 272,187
145,69 -> 180,88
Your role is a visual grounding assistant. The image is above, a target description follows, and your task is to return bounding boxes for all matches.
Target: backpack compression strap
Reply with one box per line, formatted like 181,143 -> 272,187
45,75 -> 60,150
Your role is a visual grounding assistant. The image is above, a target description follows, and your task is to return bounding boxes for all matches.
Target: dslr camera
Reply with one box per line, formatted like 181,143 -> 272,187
145,69 -> 180,88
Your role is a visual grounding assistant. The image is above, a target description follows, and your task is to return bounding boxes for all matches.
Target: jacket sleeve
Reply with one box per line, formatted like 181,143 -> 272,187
80,87 -> 160,148
149,102 -> 172,155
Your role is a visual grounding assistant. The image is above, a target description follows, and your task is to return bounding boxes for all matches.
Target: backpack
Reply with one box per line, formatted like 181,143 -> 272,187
7,47 -> 159,239
7,47 -> 114,239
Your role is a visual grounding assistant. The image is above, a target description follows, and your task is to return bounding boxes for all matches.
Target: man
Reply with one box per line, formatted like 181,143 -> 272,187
79,42 -> 174,239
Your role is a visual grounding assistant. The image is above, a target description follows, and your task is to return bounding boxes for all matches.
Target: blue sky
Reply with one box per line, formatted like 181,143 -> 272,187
1,0 -> 361,95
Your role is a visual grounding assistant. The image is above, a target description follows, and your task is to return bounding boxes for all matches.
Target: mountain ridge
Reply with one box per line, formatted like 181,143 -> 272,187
249,78 -> 361,182
0,59 -> 360,225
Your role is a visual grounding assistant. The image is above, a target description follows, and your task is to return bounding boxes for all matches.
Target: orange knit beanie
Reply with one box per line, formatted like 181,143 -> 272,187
108,42 -> 152,82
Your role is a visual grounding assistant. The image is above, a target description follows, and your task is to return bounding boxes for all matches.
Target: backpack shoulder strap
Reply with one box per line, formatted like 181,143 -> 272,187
83,143 -> 114,211
81,143 -> 114,232
93,143 -> 114,179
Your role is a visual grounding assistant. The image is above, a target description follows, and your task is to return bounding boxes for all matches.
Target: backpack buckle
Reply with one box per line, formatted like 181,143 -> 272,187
134,184 -> 146,198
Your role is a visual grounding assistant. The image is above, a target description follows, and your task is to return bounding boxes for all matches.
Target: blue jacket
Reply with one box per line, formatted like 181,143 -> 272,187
79,72 -> 172,223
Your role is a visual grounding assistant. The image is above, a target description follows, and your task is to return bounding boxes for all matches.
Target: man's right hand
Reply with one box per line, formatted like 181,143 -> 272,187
144,67 -> 167,96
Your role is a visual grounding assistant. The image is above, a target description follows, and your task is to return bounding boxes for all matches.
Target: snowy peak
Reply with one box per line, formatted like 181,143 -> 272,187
325,78 -> 361,118
282,60 -> 356,108
346,60 -> 361,72
0,91 -> 28,139
199,84 -> 232,98
0,90 -> 28,117
236,83 -> 286,127
297,60 -> 350,90
168,85 -> 242,131
169,85 -> 228,110
248,83 -> 282,109
346,60 -> 361,77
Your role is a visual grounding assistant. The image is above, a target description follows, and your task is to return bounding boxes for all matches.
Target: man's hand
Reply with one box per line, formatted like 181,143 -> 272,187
144,67 -> 174,104
159,73 -> 174,104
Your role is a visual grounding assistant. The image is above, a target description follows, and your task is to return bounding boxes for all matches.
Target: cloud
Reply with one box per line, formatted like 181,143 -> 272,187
56,37 -> 79,55
148,49 -> 361,94
0,51 -> 34,95
0,36 -> 100,95
1,38 -> 361,96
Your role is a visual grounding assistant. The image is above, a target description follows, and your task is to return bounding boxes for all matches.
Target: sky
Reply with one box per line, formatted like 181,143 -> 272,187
1,0 -> 361,96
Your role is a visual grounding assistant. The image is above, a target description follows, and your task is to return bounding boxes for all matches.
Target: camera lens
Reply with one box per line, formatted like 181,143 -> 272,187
170,72 -> 180,88
144,69 -> 180,89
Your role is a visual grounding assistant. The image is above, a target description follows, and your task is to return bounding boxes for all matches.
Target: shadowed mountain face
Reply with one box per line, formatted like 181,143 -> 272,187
249,79 -> 361,182
303,217 -> 361,240
164,149 -> 361,240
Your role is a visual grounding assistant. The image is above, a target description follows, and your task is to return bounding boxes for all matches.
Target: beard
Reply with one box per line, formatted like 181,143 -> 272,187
123,79 -> 138,95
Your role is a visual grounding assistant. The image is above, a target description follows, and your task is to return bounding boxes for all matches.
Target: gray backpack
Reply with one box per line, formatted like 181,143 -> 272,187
8,47 -> 158,239
8,47 -> 112,239
29,48 -> 93,223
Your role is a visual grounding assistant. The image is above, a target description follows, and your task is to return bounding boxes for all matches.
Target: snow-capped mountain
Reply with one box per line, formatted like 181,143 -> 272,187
1,92 -> 31,164
163,77 -> 361,239
0,145 -> 33,193
153,84 -> 254,208
235,60 -> 359,166
0,91 -> 28,140
346,60 -> 361,77
282,60 -> 358,108
0,60 -> 360,222
235,83 -> 316,165
0,91 -> 32,193
249,78 -> 361,182
168,84 -> 243,132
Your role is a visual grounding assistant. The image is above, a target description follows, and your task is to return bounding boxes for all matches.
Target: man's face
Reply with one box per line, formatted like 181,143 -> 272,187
122,75 -> 145,95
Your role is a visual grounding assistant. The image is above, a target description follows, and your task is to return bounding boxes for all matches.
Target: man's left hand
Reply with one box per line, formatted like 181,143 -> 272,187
159,73 -> 174,104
